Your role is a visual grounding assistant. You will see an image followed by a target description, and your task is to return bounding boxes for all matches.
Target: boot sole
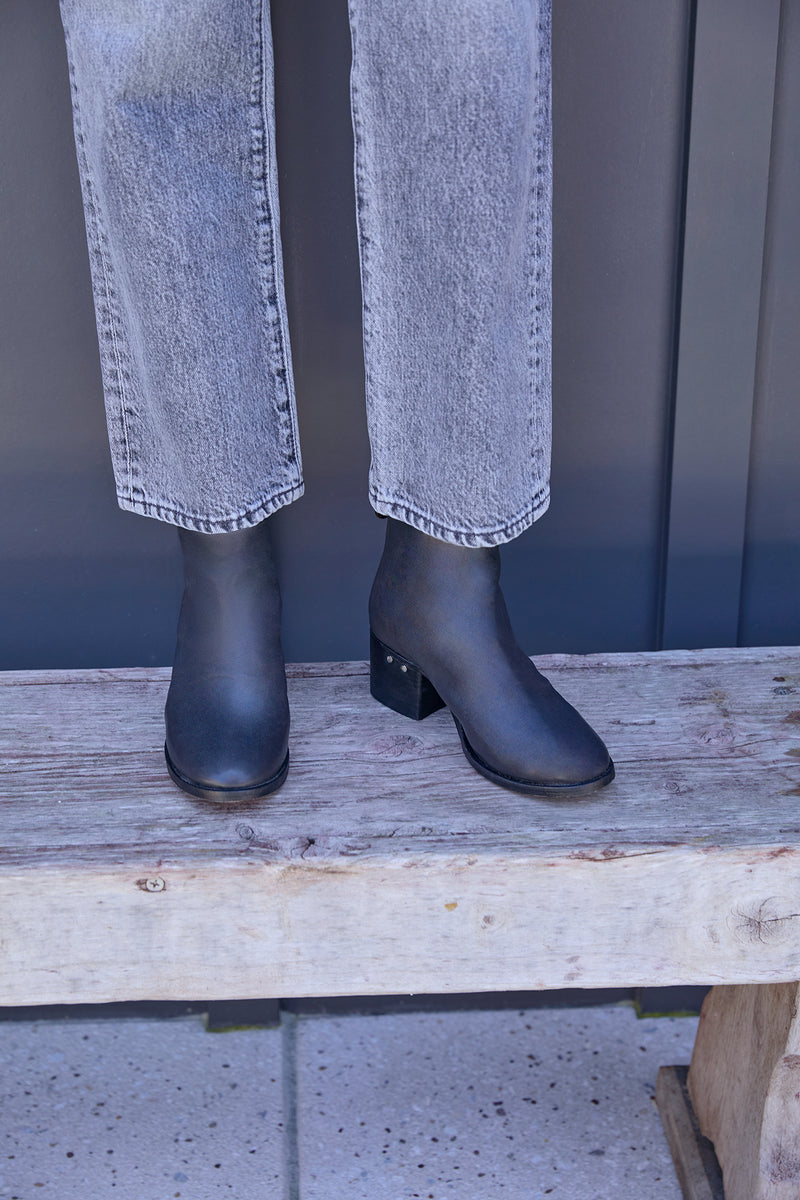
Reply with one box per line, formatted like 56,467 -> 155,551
370,631 -> 615,799
164,744 -> 290,803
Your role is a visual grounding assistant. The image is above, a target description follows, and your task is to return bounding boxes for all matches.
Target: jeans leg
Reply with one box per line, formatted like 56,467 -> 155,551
58,0 -> 303,532
348,0 -> 552,547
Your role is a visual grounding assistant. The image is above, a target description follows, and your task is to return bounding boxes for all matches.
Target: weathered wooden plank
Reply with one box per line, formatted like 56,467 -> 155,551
4,841 -> 800,1003
655,1065 -> 724,1200
0,660 -> 369,686
1,647 -> 798,860
688,983 -> 800,1200
0,648 -> 798,1003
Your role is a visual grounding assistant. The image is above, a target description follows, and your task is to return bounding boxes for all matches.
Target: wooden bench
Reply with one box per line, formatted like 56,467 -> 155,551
2,646 -> 799,1198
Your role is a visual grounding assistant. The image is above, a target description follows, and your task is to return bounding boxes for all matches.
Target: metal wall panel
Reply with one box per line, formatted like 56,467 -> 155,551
661,0 -> 781,650
523,0 -> 691,654
739,0 -> 800,648
0,0 -> 184,670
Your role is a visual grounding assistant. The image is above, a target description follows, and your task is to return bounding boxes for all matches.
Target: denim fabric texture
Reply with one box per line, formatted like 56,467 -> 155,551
59,0 -> 552,547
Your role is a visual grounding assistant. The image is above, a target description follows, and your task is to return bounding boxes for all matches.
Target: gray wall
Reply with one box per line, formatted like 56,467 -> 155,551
1,0 -> 797,671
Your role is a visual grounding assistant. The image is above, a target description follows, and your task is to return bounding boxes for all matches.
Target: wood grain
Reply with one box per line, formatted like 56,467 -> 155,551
655,1065 -> 724,1200
1,647 -> 799,1004
689,982 -> 800,1200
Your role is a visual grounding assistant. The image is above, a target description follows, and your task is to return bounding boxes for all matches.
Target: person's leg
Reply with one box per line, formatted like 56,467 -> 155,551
59,0 -> 297,797
348,0 -> 551,545
349,0 -> 613,794
58,0 -> 301,527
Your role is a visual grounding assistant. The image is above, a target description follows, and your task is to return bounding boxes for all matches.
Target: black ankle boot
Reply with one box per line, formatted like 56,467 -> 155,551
369,518 -> 614,797
164,520 -> 290,802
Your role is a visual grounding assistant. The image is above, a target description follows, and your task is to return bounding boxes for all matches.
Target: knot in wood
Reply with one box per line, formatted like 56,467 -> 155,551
698,722 -> 735,749
370,734 -> 425,758
735,900 -> 800,944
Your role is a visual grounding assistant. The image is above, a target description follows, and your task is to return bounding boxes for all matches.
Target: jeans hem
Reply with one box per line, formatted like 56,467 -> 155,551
116,480 -> 304,533
370,486 -> 550,547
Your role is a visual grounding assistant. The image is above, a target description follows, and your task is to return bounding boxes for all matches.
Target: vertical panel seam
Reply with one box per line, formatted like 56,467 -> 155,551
737,0 -> 786,645
655,0 -> 698,650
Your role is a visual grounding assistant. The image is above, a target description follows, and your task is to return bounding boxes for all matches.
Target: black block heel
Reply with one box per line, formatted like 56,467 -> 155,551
370,631 -> 446,720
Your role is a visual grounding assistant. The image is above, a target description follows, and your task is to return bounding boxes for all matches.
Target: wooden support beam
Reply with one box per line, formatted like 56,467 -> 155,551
688,983 -> 800,1200
655,1064 -> 724,1200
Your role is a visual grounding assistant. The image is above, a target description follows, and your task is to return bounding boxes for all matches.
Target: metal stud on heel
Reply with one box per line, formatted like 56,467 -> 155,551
369,631 -> 445,720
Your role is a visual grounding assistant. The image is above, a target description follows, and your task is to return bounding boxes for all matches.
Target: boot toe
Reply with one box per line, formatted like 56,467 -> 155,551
454,716 -> 614,797
452,688 -> 614,798
164,739 -> 289,802
164,684 -> 290,802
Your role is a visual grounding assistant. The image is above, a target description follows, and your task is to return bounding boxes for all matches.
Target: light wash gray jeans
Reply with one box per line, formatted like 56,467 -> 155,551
59,0 -> 552,547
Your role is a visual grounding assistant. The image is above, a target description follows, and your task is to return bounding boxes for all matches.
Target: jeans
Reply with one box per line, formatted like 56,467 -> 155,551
59,0 -> 552,547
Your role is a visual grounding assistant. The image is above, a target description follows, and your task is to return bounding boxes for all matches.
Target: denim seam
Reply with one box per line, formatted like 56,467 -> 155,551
116,479 -> 305,534
370,483 -> 550,547
250,0 -> 301,473
61,9 -> 137,502
347,4 -> 376,451
528,0 -> 552,474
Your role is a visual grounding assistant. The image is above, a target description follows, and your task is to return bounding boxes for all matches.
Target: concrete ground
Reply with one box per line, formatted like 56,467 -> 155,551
0,1003 -> 696,1199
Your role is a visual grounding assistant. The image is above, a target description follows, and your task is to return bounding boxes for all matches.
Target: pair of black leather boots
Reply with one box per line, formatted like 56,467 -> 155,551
164,517 -> 614,802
